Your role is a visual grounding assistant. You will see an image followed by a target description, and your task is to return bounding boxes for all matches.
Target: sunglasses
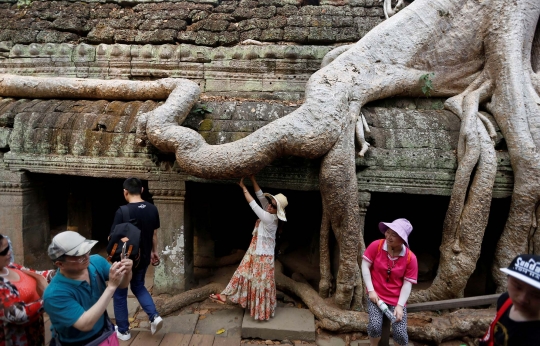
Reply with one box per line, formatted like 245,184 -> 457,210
0,246 -> 10,257
265,198 -> 277,209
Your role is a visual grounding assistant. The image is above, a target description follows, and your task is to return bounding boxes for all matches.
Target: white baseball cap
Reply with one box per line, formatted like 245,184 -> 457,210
48,231 -> 98,260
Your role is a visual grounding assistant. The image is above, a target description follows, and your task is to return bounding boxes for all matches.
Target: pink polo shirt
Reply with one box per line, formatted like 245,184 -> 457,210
363,239 -> 418,306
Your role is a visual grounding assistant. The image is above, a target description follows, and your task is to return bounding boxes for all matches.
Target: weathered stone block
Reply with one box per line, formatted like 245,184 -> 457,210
268,15 -> 287,28
241,307 -> 316,341
332,15 -> 354,27
252,6 -> 276,19
366,6 -> 384,16
308,27 -> 337,43
287,15 -> 311,27
219,31 -> 240,45
260,28 -> 283,41
37,30 -> 78,43
136,29 -> 177,44
195,30 -> 220,46
311,15 -> 333,27
336,27 -> 359,42
10,30 -> 38,44
283,27 -> 309,42
231,8 -> 253,21
276,4 -> 298,17
351,6 -> 366,16
177,30 -> 197,43
239,28 -> 262,42
238,18 -> 268,31
232,102 -> 284,121
198,18 -> 230,32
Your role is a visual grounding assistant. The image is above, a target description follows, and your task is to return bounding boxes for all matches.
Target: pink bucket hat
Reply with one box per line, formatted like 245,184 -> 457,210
379,218 -> 413,247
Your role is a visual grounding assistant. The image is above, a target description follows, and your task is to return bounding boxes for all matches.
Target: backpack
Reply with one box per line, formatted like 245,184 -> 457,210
107,205 -> 141,268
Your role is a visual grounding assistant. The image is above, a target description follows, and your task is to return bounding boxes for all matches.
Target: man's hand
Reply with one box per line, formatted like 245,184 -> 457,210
151,251 -> 160,265
393,304 -> 404,322
368,290 -> 379,304
120,258 -> 133,272
108,262 -> 127,289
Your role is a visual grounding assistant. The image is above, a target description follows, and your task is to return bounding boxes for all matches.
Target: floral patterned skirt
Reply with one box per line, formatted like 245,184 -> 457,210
221,235 -> 276,321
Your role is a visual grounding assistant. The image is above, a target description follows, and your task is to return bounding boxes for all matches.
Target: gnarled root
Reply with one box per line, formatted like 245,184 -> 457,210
276,262 -> 493,343
411,78 -> 497,302
154,282 -> 225,317
383,0 -> 405,19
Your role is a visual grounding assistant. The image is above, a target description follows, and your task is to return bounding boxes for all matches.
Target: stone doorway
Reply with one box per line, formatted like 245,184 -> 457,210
24,173 -> 155,265
364,192 -> 511,296
187,181 -> 323,288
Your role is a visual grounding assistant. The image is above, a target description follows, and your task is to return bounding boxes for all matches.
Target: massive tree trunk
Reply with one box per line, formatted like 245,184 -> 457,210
1,0 -> 539,335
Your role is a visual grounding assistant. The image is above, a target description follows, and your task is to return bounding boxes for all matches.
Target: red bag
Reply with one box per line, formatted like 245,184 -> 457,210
480,297 -> 513,346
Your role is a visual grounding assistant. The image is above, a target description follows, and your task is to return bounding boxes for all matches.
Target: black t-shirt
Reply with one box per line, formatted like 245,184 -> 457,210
482,292 -> 540,346
111,201 -> 160,267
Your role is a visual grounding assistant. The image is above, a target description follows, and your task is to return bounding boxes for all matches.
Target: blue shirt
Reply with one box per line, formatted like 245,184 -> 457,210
43,255 -> 111,344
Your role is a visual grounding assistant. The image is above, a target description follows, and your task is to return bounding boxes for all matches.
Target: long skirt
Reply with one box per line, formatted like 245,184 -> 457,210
221,235 -> 277,320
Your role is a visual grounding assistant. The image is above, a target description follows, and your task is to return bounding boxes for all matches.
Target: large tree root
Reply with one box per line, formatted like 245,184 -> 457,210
411,78 -> 498,302
277,265 -> 493,343
154,282 -> 225,317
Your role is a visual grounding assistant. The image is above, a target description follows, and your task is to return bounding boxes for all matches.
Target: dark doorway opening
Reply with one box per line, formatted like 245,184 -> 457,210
33,173 -> 152,247
365,192 -> 448,289
364,192 -> 511,296
187,181 -> 323,286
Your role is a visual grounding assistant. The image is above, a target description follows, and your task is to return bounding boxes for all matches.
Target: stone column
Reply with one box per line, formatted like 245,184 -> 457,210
149,176 -> 193,295
0,170 -> 50,268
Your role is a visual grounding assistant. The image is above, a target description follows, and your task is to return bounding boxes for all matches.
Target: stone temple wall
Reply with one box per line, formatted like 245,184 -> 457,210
0,0 -> 512,294
0,0 -> 383,46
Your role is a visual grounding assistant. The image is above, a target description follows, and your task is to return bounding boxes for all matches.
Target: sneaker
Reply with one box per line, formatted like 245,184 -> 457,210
150,315 -> 163,335
115,326 -> 131,341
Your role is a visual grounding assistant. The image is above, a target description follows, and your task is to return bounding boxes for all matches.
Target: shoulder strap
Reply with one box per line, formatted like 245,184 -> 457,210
481,297 -> 512,345
407,247 -> 412,264
377,239 -> 384,254
120,205 -> 130,223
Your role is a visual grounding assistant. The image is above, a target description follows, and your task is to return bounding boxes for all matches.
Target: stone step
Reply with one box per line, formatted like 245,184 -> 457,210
241,308 -> 315,341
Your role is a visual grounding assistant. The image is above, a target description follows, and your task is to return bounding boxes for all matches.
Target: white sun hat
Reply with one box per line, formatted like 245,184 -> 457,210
263,193 -> 288,221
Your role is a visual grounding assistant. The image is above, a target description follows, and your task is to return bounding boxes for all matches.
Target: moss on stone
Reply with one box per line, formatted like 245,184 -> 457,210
198,119 -> 213,131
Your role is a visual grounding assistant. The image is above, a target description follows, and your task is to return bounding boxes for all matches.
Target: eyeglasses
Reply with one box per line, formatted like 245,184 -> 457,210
0,246 -> 9,257
64,252 -> 90,263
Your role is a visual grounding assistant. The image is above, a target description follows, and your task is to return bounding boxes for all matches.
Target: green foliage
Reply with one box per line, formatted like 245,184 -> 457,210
419,73 -> 435,97
17,0 -> 32,8
190,104 -> 213,116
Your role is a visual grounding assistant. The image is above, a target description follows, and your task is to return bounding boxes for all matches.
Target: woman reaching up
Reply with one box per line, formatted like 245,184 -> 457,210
210,175 -> 288,321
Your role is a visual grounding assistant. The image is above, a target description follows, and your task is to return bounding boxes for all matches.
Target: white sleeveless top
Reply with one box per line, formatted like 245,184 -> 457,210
248,190 -> 279,256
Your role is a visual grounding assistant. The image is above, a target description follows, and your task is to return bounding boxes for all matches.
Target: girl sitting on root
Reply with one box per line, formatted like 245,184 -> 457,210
210,175 -> 287,321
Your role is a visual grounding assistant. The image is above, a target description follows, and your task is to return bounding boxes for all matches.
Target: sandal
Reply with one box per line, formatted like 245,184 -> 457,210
209,294 -> 226,304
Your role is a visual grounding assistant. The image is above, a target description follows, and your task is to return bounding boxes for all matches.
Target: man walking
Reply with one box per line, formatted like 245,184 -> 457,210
111,177 -> 162,341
